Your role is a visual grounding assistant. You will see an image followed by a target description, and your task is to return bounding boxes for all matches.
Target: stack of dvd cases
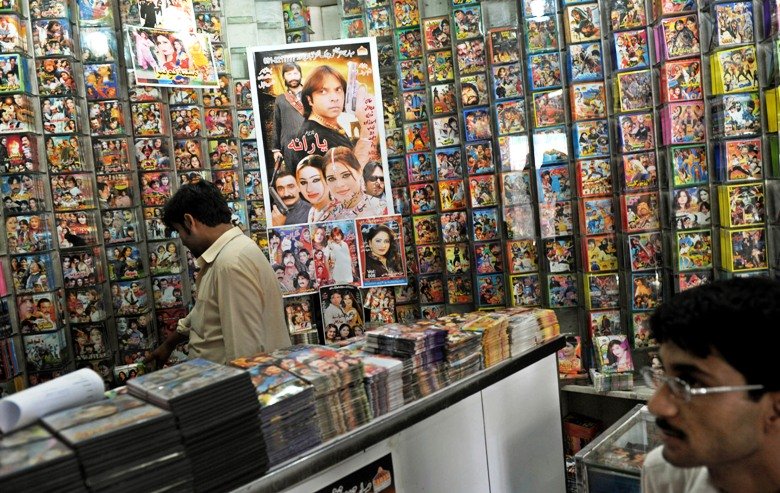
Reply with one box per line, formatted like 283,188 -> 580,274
708,1 -> 768,276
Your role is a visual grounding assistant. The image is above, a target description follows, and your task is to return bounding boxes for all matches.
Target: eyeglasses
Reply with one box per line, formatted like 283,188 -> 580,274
367,176 -> 385,182
641,367 -> 764,403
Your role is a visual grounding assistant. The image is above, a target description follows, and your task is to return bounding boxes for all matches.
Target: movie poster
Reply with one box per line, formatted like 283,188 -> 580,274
248,38 -> 392,229
127,26 -> 218,87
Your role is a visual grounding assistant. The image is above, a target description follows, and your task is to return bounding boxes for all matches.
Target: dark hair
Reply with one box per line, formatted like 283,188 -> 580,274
281,62 -> 302,76
162,180 -> 231,232
302,66 -> 346,118
650,278 -> 780,395
365,224 -> 401,272
606,339 -> 622,366
362,161 -> 383,184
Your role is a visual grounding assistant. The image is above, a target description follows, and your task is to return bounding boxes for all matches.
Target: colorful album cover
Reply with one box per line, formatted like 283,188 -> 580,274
431,82 -> 457,115
206,138 -> 237,170
532,126 -> 568,168
460,73 -> 489,107
432,116 -> 460,147
173,139 -> 204,171
537,164 -> 571,203
67,286 -> 107,324
241,141 -> 260,169
438,179 -> 466,211
495,99 -> 526,136
77,0 -> 115,26
41,96 -> 78,135
17,292 -> 60,333
547,273 -> 578,307
659,15 -> 700,60
613,29 -> 649,71
539,200 -> 573,238
676,270 -> 712,292
87,100 -> 125,136
568,42 -> 603,83
618,113 -> 654,152
584,234 -> 619,272
525,15 -> 559,54
402,90 -> 428,122
238,109 -> 255,140
576,158 -> 612,197
366,7 -> 392,37
507,239 -> 537,273
416,244 -> 443,275
393,0 -> 420,27
621,191 -> 660,232
477,273 -> 505,307
387,157 -> 406,185
397,27 -> 422,60
72,323 -> 110,361
505,204 -> 536,239
654,0 -> 696,16
722,139 -> 762,181
628,231 -> 663,271
6,214 -> 53,254
131,102 -> 166,136
11,253 -> 56,294
510,273 -> 541,307
405,122 -> 431,153
385,129 -> 404,157
610,0 -> 646,30
35,57 -> 72,96
631,272 -> 663,311
670,144 -> 708,186
661,58 -> 702,102
127,26 -> 217,88
463,106 -> 492,142
144,207 -> 175,241
455,38 -> 487,74
341,16 -> 366,38
672,186 -> 711,229
103,209 -> 141,244
723,183 -> 765,227
51,173 -> 95,212
1,134 -> 38,173
472,207 -> 499,241
407,152 -> 433,183
529,52 -> 562,91
169,87 -> 199,106
622,151 -> 658,191
498,134 -> 530,172
419,276 -> 445,305
616,70 -> 653,111
445,243 -> 471,274
720,93 -> 761,137
469,174 -> 497,208
412,214 -> 440,245
152,274 -> 184,309
594,334 -> 633,373
2,173 -> 45,212
23,331 -> 66,371
453,5 -> 481,40
203,107 -> 233,138
128,76 -> 163,102
676,229 -> 713,271
116,313 -> 155,350
440,211 -> 468,243
0,94 -> 35,134
80,27 -> 118,64
712,46 -> 758,94
0,14 -> 27,54
713,2 -> 754,47
572,120 -> 609,158
585,273 -> 620,310
83,63 -> 118,100
564,4 -> 601,43
32,19 -> 74,57
62,248 -> 104,288
723,227 -> 766,271
105,244 -> 145,281
589,310 -> 621,338
135,137 -> 172,171
475,241 -> 504,274
140,172 -> 173,206
532,89 -> 565,128
581,197 -> 615,235
435,147 -> 463,179
400,59 -> 425,90
409,182 -> 436,214
501,170 -> 532,205
492,64 -> 523,102
447,275 -> 474,305
319,286 -> 362,340
55,211 -> 100,248
544,237 -> 575,273
489,28 -> 519,64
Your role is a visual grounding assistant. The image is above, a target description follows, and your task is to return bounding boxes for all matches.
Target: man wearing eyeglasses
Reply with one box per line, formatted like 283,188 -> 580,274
362,162 -> 386,199
641,278 -> 780,493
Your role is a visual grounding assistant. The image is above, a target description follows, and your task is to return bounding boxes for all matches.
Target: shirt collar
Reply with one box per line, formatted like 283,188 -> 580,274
197,226 -> 243,268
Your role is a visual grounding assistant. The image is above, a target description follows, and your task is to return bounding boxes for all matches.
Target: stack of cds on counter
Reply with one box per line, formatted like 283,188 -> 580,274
462,314 -> 510,368
436,315 -> 483,381
127,359 -> 267,491
230,354 -> 322,466
0,425 -> 84,492
364,323 -> 449,403
272,345 -> 372,441
506,307 -> 561,355
340,342 -> 406,418
41,395 -> 191,492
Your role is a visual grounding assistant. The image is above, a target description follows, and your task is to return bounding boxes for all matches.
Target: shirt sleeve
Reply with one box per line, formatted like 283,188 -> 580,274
176,311 -> 191,336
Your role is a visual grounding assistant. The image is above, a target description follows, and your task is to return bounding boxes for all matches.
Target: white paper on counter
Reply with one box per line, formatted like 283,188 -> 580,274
0,368 -> 106,434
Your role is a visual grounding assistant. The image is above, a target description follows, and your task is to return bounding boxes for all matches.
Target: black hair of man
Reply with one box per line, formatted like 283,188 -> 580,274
650,277 -> 780,396
281,61 -> 302,76
162,180 -> 231,233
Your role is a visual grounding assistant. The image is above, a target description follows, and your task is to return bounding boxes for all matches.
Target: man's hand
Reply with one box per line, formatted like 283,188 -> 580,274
272,150 -> 283,165
271,205 -> 286,226
144,342 -> 173,370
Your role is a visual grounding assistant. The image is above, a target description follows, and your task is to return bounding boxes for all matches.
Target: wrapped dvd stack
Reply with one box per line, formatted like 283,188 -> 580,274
434,314 -> 483,381
340,342 -> 406,418
364,322 -> 448,402
0,424 -> 84,492
462,313 -> 510,368
505,306 -> 560,355
272,345 -> 372,442
126,359 -> 267,492
230,354 -> 322,466
41,395 -> 191,493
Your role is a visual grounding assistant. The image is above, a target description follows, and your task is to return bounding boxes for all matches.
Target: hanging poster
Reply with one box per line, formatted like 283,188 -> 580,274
127,26 -> 218,87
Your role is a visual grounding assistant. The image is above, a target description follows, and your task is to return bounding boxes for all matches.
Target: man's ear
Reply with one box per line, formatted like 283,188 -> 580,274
765,391 -> 780,432
182,213 -> 195,233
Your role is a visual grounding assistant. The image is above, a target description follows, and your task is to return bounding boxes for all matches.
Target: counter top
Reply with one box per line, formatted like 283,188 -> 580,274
232,335 -> 565,493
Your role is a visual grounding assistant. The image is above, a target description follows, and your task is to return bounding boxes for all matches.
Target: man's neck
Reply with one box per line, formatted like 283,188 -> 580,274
288,86 -> 301,95
708,449 -> 780,493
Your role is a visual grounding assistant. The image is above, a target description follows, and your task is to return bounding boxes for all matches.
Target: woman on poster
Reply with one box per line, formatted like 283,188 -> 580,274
362,224 -> 402,279
322,146 -> 387,219
283,65 -> 374,172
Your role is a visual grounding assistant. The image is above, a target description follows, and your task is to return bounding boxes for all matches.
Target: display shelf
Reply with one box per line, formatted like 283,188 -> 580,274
231,336 -> 564,493
561,383 -> 653,401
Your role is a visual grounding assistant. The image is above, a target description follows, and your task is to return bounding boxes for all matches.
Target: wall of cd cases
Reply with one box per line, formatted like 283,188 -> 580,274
338,0 -> 780,380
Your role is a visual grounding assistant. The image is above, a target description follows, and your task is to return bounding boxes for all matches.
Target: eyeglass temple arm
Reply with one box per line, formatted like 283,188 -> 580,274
689,384 -> 765,396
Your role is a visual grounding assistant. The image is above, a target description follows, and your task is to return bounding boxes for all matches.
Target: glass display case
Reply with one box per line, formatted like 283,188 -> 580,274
574,404 -> 661,493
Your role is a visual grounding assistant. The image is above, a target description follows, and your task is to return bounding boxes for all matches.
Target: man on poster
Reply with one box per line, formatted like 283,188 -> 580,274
283,65 -> 374,172
271,170 -> 310,226
271,62 -> 305,173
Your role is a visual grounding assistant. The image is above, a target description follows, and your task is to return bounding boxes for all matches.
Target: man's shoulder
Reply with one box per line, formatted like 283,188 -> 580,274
642,446 -> 717,493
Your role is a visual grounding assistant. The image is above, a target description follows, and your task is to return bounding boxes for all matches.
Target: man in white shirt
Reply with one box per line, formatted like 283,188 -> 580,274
147,181 -> 290,365
641,278 -> 780,493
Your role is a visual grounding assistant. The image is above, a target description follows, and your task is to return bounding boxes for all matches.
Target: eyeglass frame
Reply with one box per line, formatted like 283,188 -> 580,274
366,175 -> 385,182
641,367 -> 764,402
